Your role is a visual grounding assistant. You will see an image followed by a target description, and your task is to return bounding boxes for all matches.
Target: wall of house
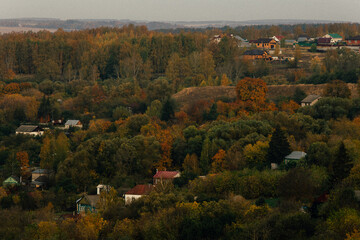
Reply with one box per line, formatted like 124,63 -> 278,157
125,194 -> 142,204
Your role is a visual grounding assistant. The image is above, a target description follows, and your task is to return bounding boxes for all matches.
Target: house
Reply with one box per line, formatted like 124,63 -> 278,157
234,35 -> 250,47
65,120 -> 83,129
153,171 -> 180,185
284,151 -> 307,164
31,169 -> 53,188
346,36 -> 360,46
3,176 -> 20,187
323,33 -> 343,43
96,184 -> 111,195
243,49 -> 271,60
301,95 -> 321,107
76,194 -> 100,214
297,35 -> 310,43
16,125 -> 44,136
317,38 -> 333,46
284,39 -> 297,47
272,35 -> 285,43
124,184 -> 154,204
249,38 -> 277,49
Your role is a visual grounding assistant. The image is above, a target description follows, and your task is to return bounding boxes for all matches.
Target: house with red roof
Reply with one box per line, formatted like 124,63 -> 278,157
124,184 -> 154,204
153,171 -> 180,185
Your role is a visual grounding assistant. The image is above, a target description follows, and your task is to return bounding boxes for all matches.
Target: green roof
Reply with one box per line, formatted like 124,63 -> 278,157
329,33 -> 342,39
3,176 -> 20,186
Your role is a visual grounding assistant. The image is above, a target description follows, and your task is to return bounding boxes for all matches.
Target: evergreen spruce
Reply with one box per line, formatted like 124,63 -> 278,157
332,142 -> 353,184
161,98 -> 175,121
267,126 -> 291,165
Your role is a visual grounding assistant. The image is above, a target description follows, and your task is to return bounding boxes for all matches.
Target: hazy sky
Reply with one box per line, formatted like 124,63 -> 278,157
1,0 -> 360,22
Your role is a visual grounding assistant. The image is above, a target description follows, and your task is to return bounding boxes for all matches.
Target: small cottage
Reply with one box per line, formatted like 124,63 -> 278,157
317,38 -> 333,46
65,120 -> 83,129
124,184 -> 154,204
153,171 -> 180,185
16,125 -> 44,136
76,194 -> 100,214
301,95 -> 321,107
284,151 -> 307,164
96,184 -> 111,195
3,176 -> 20,187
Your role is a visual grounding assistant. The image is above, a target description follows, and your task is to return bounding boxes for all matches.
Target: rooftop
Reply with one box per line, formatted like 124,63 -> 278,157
125,184 -> 153,195
285,151 -> 307,160
16,125 -> 42,132
65,120 -> 80,126
301,95 -> 321,103
153,171 -> 180,179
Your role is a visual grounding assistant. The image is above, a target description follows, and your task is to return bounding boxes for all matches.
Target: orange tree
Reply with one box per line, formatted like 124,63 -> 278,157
235,77 -> 268,112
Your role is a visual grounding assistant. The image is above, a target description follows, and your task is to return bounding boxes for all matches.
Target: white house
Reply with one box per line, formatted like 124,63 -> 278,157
301,95 -> 321,107
16,125 -> 44,136
64,120 -> 83,129
96,184 -> 111,195
323,33 -> 343,43
124,184 -> 153,204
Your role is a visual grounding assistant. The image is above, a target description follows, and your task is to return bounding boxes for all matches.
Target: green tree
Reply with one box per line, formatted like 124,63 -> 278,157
332,142 -> 353,184
267,126 -> 291,165
161,98 -> 175,121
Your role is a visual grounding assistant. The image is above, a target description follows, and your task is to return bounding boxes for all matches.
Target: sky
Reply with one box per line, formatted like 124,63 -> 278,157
1,0 -> 360,22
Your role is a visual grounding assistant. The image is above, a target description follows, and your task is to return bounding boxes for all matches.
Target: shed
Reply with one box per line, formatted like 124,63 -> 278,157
153,171 -> 180,185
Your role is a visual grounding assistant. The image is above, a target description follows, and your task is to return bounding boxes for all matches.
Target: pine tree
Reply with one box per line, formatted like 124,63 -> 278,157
267,126 -> 291,165
161,98 -> 175,121
332,142 -> 353,184
200,138 -> 211,174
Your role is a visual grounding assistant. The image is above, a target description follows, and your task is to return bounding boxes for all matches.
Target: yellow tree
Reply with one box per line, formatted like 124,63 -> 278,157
183,153 -> 200,174
211,149 -> 227,173
220,74 -> 231,86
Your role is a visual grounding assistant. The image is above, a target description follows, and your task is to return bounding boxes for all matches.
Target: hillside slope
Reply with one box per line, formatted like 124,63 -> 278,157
173,84 -> 359,109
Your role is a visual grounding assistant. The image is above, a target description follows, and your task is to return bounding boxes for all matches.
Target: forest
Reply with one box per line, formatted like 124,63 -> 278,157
0,23 -> 360,240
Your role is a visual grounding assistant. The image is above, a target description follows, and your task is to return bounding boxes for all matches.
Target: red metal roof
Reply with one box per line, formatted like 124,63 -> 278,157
153,171 -> 180,179
125,184 -> 153,195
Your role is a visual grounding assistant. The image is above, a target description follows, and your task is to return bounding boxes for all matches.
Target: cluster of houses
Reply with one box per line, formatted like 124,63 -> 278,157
76,171 -> 180,215
15,119 -> 83,136
212,33 -> 360,62
3,168 -> 53,189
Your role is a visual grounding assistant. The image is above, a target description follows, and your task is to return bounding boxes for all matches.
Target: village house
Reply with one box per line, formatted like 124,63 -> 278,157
3,176 -> 20,187
284,151 -> 307,164
234,35 -> 250,47
76,194 -> 100,214
96,184 -> 111,195
249,38 -> 277,49
301,95 -> 321,107
64,120 -> 83,129
284,39 -> 297,48
16,125 -> 44,136
346,36 -> 360,46
31,169 -> 53,188
153,171 -> 180,185
124,184 -> 154,204
243,49 -> 271,60
323,33 -> 343,43
317,38 -> 333,46
297,35 -> 310,43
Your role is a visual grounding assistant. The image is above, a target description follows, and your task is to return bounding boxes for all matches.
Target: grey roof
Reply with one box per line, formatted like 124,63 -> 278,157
16,125 -> 42,132
301,95 -> 321,103
77,195 -> 100,207
65,120 -> 80,126
34,175 -> 49,183
32,169 -> 52,174
285,151 -> 307,160
243,49 -> 267,56
234,36 -> 248,42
